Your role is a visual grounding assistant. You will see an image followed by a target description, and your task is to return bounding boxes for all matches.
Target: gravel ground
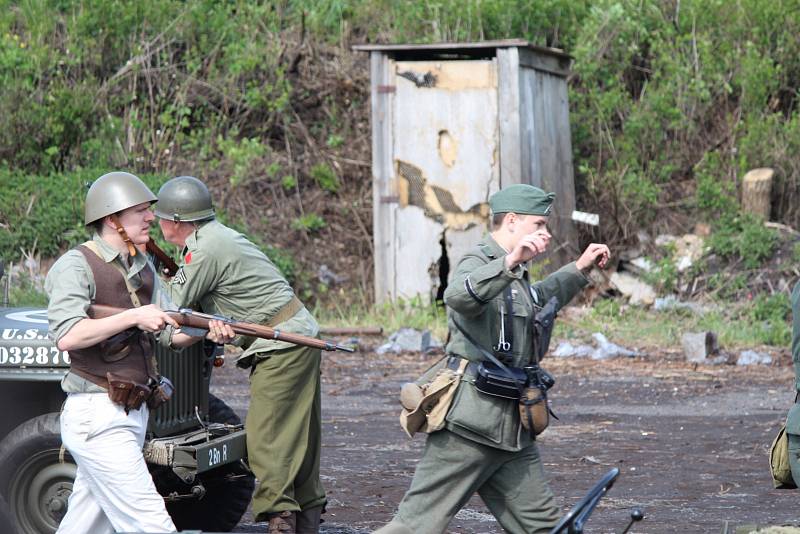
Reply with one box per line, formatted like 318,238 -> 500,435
208,341 -> 799,534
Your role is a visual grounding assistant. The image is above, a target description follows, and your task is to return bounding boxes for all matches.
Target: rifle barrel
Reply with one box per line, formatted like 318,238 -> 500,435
88,304 -> 355,353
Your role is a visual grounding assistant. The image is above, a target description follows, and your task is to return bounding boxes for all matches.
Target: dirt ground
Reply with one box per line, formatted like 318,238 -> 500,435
209,336 -> 800,534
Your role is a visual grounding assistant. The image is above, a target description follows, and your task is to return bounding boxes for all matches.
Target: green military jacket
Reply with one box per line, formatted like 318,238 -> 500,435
785,282 -> 800,435
166,220 -> 318,368
442,235 -> 589,451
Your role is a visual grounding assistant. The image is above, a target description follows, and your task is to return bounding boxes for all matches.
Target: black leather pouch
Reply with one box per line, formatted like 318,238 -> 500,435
474,361 -> 527,400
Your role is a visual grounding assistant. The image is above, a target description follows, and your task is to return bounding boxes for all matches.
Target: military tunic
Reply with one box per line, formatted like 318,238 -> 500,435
381,235 -> 589,534
784,282 -> 800,483
165,219 -> 326,520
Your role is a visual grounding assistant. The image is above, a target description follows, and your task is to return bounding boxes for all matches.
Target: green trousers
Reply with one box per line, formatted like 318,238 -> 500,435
246,345 -> 326,522
376,429 -> 560,534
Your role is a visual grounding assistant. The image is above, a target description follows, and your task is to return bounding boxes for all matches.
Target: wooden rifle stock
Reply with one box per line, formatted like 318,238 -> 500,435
146,240 -> 180,277
88,304 -> 355,353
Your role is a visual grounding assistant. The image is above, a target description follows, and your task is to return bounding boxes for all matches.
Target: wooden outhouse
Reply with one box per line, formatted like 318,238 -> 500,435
353,40 -> 578,304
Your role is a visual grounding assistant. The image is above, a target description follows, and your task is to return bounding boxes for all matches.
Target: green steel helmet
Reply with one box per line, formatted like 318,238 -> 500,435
154,176 -> 215,222
84,171 -> 158,225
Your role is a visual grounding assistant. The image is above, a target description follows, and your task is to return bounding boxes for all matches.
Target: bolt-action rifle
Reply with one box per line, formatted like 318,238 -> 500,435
145,240 -> 180,277
87,304 -> 355,353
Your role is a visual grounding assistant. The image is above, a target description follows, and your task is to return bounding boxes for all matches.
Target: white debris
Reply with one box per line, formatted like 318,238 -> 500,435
552,341 -> 594,358
609,272 -> 657,306
737,350 -> 772,366
674,234 -> 705,273
591,332 -> 638,360
629,257 -> 654,273
551,335 -> 638,360
376,328 -> 441,354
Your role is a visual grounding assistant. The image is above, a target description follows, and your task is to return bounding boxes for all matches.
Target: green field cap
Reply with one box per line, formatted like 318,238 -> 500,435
489,184 -> 555,216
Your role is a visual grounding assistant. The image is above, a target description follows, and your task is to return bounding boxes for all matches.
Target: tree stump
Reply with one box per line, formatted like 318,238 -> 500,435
741,168 -> 774,220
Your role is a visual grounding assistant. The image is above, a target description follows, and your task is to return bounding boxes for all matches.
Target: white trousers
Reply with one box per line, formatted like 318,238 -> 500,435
56,393 -> 176,534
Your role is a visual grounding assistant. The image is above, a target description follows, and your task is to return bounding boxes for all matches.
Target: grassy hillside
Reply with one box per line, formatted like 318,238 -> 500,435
2,0 -> 800,308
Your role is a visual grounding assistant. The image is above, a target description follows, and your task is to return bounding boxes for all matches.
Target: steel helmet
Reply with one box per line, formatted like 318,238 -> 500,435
154,176 -> 215,222
84,171 -> 158,225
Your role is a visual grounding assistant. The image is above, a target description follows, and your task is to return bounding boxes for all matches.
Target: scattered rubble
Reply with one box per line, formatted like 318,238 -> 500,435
609,272 -> 657,306
591,332 -> 639,359
653,295 -> 709,314
673,234 -> 705,272
552,341 -> 594,359
737,350 -> 773,366
317,264 -> 348,286
681,331 -> 728,365
376,328 -> 442,354
551,333 -> 638,360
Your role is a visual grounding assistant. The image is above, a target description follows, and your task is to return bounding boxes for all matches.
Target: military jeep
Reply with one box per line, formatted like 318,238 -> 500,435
0,261 -> 254,534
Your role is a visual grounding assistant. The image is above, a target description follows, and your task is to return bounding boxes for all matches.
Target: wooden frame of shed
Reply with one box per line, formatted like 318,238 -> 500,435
353,40 -> 578,304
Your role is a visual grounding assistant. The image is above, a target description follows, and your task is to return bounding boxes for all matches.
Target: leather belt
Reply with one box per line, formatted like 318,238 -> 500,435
70,367 -> 111,389
70,367 -> 156,391
264,296 -> 303,327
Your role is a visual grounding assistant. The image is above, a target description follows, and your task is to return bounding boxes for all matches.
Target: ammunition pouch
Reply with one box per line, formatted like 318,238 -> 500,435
474,361 -> 527,400
519,386 -> 549,436
106,372 -> 151,414
147,375 -> 175,410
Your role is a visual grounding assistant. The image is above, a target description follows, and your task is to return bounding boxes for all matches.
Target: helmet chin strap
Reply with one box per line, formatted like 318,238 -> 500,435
110,214 -> 138,257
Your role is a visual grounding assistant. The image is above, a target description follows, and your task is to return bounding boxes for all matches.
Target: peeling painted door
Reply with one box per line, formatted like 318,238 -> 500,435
391,59 -> 499,301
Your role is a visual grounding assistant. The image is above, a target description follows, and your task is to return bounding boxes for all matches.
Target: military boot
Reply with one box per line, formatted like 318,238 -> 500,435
295,505 -> 323,533
267,511 -> 296,534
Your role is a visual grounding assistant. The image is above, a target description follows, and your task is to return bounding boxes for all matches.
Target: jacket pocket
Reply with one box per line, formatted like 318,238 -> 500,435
446,379 -> 511,444
787,403 -> 800,436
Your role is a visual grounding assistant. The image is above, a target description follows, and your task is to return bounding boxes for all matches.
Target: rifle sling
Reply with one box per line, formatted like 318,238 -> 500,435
264,296 -> 303,327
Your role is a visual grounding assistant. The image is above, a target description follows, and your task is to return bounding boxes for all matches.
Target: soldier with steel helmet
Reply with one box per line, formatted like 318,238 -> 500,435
44,171 -> 234,534
154,175 -> 326,534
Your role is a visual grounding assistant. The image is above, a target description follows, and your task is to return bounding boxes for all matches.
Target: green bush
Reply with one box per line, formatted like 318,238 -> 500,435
309,163 -> 340,194
291,214 -> 327,233
739,293 -> 792,346
707,214 -> 778,269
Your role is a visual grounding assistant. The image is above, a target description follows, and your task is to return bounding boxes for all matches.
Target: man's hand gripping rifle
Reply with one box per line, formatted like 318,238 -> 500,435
88,304 -> 356,353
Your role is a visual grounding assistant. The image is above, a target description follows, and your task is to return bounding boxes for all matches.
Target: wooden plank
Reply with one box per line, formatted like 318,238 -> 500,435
519,66 -> 577,269
519,67 -> 541,188
497,47 -> 522,188
518,48 -> 572,78
370,51 -> 397,304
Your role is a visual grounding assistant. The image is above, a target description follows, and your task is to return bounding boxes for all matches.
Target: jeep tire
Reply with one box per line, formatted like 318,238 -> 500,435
162,393 -> 255,531
0,413 -> 74,534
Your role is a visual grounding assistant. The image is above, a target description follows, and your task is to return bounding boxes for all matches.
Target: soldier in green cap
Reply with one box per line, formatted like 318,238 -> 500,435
154,176 -> 326,534
375,184 -> 610,534
45,171 -> 233,534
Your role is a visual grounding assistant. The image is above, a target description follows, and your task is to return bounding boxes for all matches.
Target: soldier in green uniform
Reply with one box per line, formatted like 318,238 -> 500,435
376,184 -> 611,534
154,176 -> 325,534
785,282 -> 800,483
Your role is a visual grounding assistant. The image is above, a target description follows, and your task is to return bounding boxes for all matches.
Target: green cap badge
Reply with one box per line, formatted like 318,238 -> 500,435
489,184 -> 556,216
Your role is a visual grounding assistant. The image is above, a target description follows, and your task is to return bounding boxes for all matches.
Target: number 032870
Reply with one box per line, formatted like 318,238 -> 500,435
0,346 -> 70,366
